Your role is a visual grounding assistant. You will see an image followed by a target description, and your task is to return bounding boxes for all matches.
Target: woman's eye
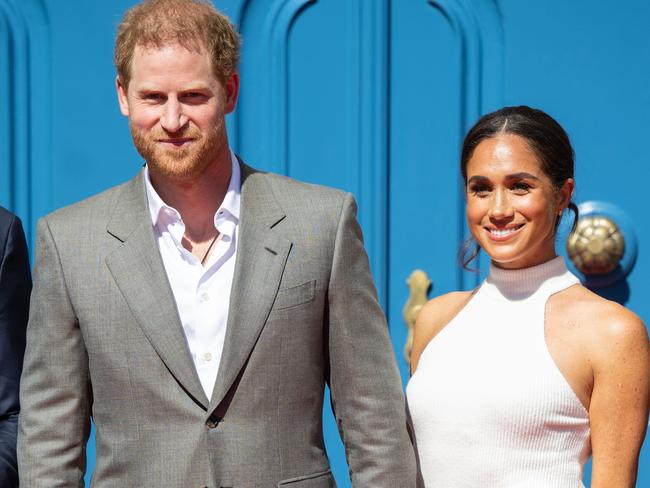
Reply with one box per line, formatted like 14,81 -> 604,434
469,185 -> 490,197
511,182 -> 532,193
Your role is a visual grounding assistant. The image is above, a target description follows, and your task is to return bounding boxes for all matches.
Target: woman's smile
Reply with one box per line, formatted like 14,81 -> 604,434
485,223 -> 525,241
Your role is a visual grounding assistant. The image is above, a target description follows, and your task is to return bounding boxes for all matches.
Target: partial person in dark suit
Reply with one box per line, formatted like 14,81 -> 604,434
0,206 -> 31,488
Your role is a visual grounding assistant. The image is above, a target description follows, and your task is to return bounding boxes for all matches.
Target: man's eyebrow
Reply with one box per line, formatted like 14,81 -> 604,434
134,86 -> 160,94
180,85 -> 211,92
135,85 -> 211,93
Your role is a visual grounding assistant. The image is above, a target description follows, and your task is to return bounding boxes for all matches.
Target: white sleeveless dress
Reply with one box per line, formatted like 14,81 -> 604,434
406,257 -> 591,487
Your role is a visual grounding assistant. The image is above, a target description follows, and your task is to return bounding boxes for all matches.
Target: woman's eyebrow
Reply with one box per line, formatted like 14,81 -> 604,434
467,175 -> 490,185
504,172 -> 540,181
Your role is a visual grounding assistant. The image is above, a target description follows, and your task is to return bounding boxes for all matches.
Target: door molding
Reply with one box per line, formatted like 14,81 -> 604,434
0,0 -> 51,243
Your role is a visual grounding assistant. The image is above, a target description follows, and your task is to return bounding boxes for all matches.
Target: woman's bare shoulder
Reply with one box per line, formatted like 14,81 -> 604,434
416,291 -> 475,335
410,290 -> 475,373
555,285 -> 648,358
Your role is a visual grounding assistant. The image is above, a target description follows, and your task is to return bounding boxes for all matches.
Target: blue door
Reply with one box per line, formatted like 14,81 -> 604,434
1,0 -> 649,486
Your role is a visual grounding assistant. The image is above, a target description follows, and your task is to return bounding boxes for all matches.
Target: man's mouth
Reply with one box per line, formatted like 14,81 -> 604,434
157,138 -> 195,147
485,223 -> 525,240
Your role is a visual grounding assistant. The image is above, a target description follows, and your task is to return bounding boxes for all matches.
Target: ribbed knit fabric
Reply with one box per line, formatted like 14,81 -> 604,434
407,257 -> 591,487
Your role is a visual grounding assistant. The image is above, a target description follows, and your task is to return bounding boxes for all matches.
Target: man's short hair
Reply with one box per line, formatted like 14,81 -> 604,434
114,0 -> 241,90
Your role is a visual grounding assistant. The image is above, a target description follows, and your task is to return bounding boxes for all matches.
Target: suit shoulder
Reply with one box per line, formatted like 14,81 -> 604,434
0,206 -> 15,254
0,206 -> 17,238
0,205 -> 16,224
255,172 -> 348,207
41,175 -> 139,230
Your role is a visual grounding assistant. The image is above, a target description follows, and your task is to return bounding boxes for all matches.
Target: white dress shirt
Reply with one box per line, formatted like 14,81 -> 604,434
144,151 -> 240,399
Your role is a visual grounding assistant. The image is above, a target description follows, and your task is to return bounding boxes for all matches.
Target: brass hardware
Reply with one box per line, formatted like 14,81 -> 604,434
567,216 -> 625,275
403,270 -> 431,363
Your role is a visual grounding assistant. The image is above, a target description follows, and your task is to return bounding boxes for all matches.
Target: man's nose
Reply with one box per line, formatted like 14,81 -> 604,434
489,189 -> 514,220
160,98 -> 188,133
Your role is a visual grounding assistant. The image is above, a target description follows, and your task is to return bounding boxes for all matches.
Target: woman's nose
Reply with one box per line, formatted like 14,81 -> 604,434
489,189 -> 514,220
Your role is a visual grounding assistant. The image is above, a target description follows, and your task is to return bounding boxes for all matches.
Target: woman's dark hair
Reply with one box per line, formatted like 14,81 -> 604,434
459,105 -> 579,269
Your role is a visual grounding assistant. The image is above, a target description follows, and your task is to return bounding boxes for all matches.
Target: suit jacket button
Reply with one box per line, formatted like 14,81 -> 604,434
206,418 -> 220,429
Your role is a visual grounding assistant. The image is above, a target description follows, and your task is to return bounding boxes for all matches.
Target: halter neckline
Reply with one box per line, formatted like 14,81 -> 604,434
485,256 -> 579,301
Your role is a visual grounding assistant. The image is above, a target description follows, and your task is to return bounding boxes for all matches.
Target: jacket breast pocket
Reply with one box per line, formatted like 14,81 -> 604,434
272,280 -> 316,311
277,468 -> 335,487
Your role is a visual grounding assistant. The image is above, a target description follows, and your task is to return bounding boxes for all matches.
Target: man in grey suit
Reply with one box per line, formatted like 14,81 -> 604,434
18,0 -> 416,486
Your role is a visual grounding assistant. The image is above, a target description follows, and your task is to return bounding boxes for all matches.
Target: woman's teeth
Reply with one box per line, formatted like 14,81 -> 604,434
489,226 -> 521,237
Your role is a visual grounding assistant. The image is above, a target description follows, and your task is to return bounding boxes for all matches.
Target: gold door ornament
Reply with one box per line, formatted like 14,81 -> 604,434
567,216 -> 625,275
403,270 -> 431,363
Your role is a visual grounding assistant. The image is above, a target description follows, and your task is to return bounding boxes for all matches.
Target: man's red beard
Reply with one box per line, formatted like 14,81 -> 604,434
129,122 -> 225,183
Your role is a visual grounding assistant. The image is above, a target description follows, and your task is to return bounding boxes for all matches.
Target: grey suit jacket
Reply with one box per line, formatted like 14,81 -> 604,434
18,163 -> 416,487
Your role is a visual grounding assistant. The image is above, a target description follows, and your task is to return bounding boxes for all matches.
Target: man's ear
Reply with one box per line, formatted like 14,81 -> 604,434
223,71 -> 240,114
116,77 -> 130,116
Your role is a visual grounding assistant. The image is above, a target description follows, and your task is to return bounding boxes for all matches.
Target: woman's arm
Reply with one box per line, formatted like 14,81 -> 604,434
589,303 -> 650,488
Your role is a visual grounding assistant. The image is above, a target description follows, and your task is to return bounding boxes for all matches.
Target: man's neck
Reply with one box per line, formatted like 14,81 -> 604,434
149,150 -> 233,242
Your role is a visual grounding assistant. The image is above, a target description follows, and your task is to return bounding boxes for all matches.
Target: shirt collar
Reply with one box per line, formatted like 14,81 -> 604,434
144,149 -> 241,232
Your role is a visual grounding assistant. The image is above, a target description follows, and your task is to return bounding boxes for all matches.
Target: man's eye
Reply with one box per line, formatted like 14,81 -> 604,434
144,93 -> 164,101
182,93 -> 207,103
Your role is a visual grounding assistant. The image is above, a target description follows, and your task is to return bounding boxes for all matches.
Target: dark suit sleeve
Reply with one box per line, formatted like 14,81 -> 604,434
0,214 -> 31,488
326,193 -> 417,487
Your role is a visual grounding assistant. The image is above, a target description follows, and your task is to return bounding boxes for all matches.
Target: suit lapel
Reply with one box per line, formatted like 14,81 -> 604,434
104,171 -> 209,409
209,164 -> 291,412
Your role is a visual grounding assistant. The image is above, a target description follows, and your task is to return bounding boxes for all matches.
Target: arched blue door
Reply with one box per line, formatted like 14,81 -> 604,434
1,0 -> 649,486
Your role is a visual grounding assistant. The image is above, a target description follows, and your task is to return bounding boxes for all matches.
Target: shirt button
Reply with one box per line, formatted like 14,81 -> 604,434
204,352 -> 212,362
200,292 -> 209,302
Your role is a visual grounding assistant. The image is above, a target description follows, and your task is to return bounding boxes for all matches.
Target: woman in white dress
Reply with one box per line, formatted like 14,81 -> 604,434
407,106 -> 650,488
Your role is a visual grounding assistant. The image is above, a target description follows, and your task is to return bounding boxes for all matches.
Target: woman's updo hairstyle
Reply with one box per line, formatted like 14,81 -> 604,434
459,105 -> 579,269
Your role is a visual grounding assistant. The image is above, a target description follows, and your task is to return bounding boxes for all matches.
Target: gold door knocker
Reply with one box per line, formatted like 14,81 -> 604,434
403,270 -> 431,363
567,216 -> 625,275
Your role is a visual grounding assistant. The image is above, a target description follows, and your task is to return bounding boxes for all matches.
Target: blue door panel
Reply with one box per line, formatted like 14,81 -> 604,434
389,0 -> 471,388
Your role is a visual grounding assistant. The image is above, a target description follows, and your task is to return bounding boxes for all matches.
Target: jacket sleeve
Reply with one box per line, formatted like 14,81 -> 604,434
326,193 -> 417,487
0,214 -> 31,488
17,217 -> 91,487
